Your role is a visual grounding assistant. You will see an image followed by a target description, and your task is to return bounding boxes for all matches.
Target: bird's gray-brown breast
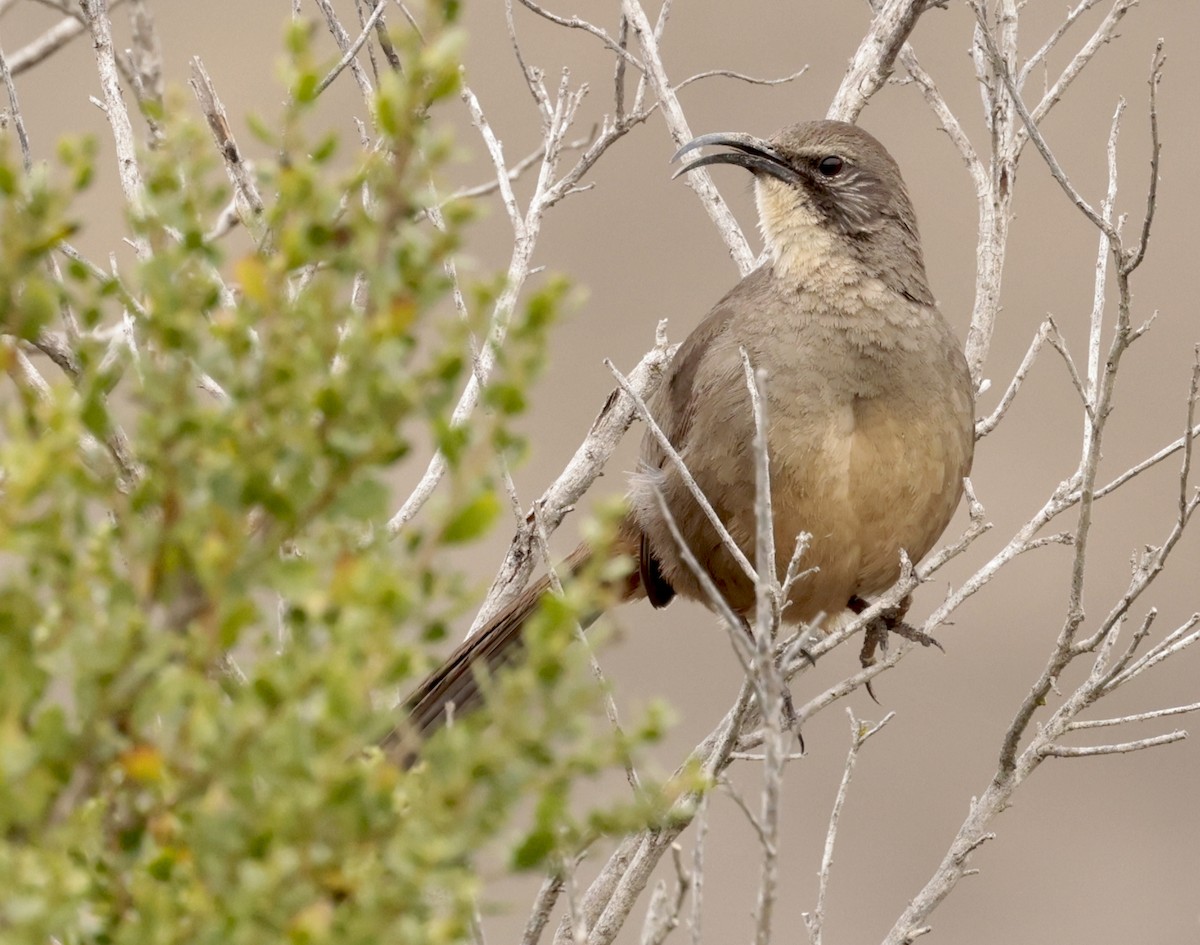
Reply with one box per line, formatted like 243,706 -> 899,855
628,263 -> 973,624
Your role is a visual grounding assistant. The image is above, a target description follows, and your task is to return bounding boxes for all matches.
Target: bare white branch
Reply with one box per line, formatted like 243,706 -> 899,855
311,0 -> 373,101
1040,731 -> 1188,758
651,489 -> 751,674
0,44 -> 32,170
5,1 -> 127,76
316,0 -> 389,95
1067,702 -> 1200,731
975,319 -> 1050,438
639,843 -> 689,945
970,0 -> 1117,242
673,66 -> 808,94
472,330 -> 675,633
79,0 -> 150,258
516,0 -> 644,70
609,359 -> 757,587
1018,0 -> 1098,88
803,710 -> 895,945
828,0 -> 928,122
389,77 -> 592,533
521,872 -> 565,945
1020,1 -> 1139,153
619,0 -> 754,273
190,57 -> 266,240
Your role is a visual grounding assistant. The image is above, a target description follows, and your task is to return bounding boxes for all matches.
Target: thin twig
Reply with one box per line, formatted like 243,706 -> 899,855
975,319 -> 1050,438
803,710 -> 895,945
0,43 -> 32,170
312,0 -> 373,100
516,0 -> 644,71
1017,0 -> 1103,88
1019,1 -> 1139,156
639,843 -> 690,945
522,871 -> 566,945
315,0 -> 389,95
827,0 -> 928,122
1039,731 -> 1187,757
4,1 -> 126,75
651,489 -> 751,674
970,0 -> 1117,242
1122,42 -> 1165,277
673,66 -> 808,93
190,57 -> 266,239
472,329 -> 675,633
608,358 -> 756,587
619,0 -> 754,273
1067,702 -> 1200,730
80,0 -> 149,257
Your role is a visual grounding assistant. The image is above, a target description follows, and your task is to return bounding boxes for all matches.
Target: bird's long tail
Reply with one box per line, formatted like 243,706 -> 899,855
385,523 -> 644,766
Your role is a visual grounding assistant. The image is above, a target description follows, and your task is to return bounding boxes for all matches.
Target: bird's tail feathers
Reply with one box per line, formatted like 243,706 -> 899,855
387,521 -> 643,766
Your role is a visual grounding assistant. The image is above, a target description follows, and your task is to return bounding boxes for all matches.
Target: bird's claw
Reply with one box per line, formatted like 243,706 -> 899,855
780,687 -> 806,754
851,594 -> 943,703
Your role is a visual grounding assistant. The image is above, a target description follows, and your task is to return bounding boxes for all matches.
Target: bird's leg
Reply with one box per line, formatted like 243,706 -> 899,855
778,686 -> 804,754
737,614 -> 806,754
848,594 -> 943,703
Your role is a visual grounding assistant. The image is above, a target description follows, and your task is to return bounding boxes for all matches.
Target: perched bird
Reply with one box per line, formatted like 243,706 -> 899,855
389,120 -> 975,760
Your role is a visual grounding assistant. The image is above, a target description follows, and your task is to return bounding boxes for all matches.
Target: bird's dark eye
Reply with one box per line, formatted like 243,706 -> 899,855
817,155 -> 844,177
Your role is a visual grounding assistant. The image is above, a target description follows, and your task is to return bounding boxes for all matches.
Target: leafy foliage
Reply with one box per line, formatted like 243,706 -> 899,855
0,8 -> 668,943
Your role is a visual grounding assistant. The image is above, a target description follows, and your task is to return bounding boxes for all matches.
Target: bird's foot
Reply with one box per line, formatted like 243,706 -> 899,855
849,594 -> 942,703
780,686 -> 805,755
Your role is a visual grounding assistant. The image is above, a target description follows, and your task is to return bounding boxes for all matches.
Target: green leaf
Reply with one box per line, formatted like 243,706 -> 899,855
439,490 -> 500,544
510,825 -> 555,870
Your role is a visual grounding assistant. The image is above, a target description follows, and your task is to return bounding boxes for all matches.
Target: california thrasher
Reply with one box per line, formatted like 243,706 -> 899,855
390,120 -> 975,759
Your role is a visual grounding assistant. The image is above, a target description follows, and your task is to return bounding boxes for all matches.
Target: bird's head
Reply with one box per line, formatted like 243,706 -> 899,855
673,120 -> 932,305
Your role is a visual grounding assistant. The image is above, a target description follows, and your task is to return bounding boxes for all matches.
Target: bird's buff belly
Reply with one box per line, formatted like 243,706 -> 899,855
769,402 -> 966,623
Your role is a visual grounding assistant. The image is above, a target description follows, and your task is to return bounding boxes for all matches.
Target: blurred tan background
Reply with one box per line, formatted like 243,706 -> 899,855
3,1 -> 1197,942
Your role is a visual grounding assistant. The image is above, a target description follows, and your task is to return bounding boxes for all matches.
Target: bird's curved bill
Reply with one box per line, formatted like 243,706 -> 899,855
671,132 -> 800,184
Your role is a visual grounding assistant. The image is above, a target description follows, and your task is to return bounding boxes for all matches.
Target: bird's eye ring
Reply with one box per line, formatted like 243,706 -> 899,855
817,155 -> 844,177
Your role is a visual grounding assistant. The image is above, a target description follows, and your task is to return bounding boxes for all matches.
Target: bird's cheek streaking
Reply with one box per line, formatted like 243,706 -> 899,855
755,176 -> 853,291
